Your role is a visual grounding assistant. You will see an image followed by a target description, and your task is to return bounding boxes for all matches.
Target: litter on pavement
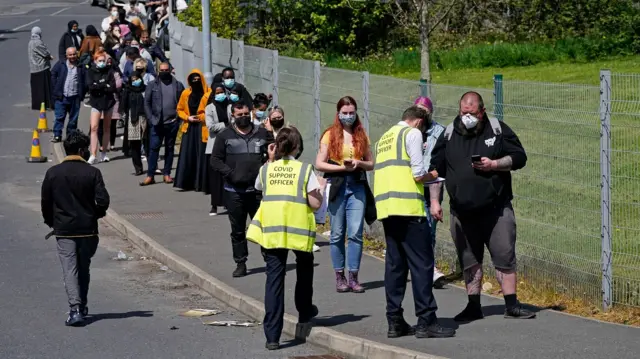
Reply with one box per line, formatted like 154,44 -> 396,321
202,320 -> 261,327
181,309 -> 221,317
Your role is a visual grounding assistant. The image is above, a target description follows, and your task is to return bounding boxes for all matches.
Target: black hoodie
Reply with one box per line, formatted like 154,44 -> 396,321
85,63 -> 116,111
429,115 -> 527,215
58,20 -> 84,60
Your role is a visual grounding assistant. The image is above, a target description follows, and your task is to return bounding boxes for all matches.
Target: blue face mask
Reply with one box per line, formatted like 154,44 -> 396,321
338,113 -> 356,126
96,62 -> 106,69
229,94 -> 240,102
132,79 -> 142,87
214,93 -> 227,102
71,29 -> 77,33
223,78 -> 235,89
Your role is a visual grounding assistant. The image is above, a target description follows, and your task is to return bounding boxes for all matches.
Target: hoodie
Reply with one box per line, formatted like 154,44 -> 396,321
176,69 -> 210,142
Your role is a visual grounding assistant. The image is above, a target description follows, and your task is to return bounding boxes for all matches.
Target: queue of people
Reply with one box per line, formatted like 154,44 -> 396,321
36,4 -> 536,350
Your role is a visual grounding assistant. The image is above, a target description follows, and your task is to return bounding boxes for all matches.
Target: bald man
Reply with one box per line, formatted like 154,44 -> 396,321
428,91 -> 535,321
50,47 -> 87,143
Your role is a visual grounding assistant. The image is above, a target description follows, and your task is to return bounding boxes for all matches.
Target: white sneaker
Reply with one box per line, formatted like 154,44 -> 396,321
87,155 -> 96,165
312,244 -> 320,252
100,152 -> 110,163
433,268 -> 446,289
141,155 -> 147,161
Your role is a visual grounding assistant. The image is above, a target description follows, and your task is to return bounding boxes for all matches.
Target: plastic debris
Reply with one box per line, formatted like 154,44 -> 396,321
114,251 -> 127,260
482,282 -> 493,292
322,230 -> 331,236
312,244 -> 320,252
170,326 -> 179,330
160,265 -> 169,271
203,320 -> 260,327
181,309 -> 221,317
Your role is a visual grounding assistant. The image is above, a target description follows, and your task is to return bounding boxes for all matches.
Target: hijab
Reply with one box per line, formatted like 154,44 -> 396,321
126,71 -> 146,125
67,21 -> 80,49
187,72 -> 205,116
208,83 -> 230,126
28,26 -> 51,72
31,26 -> 42,40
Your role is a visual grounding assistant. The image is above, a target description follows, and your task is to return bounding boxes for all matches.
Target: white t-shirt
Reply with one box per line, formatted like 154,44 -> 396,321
254,157 -> 320,195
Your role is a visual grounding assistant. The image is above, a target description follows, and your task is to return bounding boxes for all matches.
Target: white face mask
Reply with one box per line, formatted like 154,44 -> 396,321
461,113 -> 479,129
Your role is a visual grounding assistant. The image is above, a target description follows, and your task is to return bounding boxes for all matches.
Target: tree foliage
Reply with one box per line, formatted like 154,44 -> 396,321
177,0 -> 246,39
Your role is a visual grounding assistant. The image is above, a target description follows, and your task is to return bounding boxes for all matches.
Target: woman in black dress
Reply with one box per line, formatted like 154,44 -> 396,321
28,26 -> 53,110
173,69 -> 210,192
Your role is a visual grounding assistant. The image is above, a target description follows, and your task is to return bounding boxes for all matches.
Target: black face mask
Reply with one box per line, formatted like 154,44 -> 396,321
234,115 -> 251,129
190,81 -> 203,92
158,71 -> 172,82
270,118 -> 284,129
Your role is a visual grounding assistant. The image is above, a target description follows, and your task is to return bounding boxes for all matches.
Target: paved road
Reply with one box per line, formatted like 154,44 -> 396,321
0,2 -> 330,358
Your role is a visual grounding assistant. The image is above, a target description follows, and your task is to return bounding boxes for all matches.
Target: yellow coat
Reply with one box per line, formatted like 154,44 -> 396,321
176,68 -> 211,143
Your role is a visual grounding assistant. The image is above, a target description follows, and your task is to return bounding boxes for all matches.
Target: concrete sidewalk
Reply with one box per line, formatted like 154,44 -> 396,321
64,111 -> 638,359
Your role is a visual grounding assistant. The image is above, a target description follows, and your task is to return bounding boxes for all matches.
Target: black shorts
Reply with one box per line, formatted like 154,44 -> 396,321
450,203 -> 517,271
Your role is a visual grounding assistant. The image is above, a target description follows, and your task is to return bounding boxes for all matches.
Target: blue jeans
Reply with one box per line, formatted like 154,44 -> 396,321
53,96 -> 80,138
147,121 -> 179,177
328,177 -> 366,272
425,202 -> 437,251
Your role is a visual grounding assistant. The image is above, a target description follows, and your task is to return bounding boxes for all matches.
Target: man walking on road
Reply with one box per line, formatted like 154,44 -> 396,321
141,62 -> 184,186
373,106 -> 456,339
50,47 -> 86,143
429,92 -> 535,321
210,103 -> 273,277
41,130 -> 110,326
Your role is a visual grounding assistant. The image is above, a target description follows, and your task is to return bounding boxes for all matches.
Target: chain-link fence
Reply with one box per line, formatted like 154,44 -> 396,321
168,16 -> 640,309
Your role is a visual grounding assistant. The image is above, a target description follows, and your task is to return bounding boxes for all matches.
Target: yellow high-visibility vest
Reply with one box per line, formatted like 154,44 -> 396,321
247,159 -> 316,252
373,124 -> 426,220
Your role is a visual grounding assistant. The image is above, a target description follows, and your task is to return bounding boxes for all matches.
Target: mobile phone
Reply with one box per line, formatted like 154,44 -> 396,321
471,155 -> 482,163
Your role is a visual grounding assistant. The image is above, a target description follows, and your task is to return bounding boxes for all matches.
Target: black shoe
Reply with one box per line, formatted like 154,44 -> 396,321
80,306 -> 88,316
299,304 -> 319,323
232,263 -> 247,277
505,305 -> 536,319
415,322 -> 456,338
454,304 -> 484,322
209,207 -> 217,216
387,318 -> 415,338
265,342 -> 280,350
65,309 -> 85,327
51,136 -> 61,143
134,169 -> 144,176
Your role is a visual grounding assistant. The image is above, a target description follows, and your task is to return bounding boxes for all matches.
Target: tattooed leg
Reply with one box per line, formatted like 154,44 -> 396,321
463,264 -> 483,295
496,268 -> 516,295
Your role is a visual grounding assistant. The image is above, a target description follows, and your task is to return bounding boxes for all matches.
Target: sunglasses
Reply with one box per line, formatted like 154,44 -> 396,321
270,116 -> 283,121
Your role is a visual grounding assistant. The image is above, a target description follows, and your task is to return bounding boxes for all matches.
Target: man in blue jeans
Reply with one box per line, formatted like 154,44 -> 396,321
50,47 -> 86,143
141,62 -> 184,186
416,97 -> 447,288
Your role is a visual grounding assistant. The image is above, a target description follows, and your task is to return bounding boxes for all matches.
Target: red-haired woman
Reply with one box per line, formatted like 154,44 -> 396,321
315,96 -> 374,293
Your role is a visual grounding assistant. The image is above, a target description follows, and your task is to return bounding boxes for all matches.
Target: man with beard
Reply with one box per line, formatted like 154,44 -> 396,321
141,62 -> 185,186
429,91 -> 534,322
210,103 -> 274,277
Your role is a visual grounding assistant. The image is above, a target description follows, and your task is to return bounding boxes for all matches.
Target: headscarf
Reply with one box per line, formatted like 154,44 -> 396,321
67,21 -> 80,49
31,26 -> 41,40
85,25 -> 99,37
187,69 -> 207,116
207,82 -> 230,126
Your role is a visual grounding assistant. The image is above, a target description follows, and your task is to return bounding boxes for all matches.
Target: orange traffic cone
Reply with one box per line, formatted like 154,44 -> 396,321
27,129 -> 48,163
37,102 -> 51,133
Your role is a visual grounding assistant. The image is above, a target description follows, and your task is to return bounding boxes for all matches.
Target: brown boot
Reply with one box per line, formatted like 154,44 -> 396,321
139,177 -> 156,186
163,175 -> 174,184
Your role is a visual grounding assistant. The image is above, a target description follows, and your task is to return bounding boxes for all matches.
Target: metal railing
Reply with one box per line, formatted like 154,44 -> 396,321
168,15 -> 640,310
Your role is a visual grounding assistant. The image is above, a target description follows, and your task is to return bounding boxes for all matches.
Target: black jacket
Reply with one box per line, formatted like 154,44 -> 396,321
210,124 -> 274,192
58,31 -> 84,60
85,65 -> 117,111
144,77 -> 185,126
429,115 -> 527,214
41,155 -> 110,237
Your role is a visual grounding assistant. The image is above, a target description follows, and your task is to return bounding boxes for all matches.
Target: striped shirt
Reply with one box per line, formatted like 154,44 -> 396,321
63,60 -> 78,97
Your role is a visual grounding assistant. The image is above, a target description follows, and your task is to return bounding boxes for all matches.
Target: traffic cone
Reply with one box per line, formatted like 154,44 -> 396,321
37,102 -> 51,133
26,129 -> 48,163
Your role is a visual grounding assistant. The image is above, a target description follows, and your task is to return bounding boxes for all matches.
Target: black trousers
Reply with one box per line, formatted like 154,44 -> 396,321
224,190 -> 261,264
262,247 -> 314,343
130,140 -> 143,173
382,216 -> 438,326
98,118 -> 117,148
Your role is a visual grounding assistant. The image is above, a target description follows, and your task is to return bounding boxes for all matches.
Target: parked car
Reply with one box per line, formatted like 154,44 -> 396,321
91,0 -> 147,8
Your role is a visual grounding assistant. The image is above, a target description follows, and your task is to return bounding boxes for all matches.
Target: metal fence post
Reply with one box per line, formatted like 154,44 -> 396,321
237,40 -> 245,84
419,79 -> 429,97
313,61 -> 321,149
362,71 -> 370,136
599,69 -> 613,311
271,50 -> 279,107
494,74 -> 504,121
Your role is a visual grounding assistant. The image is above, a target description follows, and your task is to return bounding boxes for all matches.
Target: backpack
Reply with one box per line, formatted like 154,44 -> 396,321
444,116 -> 501,140
78,53 -> 92,68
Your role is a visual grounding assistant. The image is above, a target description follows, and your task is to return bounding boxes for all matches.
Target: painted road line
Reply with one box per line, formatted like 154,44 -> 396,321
50,7 -> 70,16
0,18 -> 40,38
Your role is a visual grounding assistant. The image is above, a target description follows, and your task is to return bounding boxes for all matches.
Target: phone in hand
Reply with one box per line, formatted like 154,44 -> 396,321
472,155 -> 482,163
